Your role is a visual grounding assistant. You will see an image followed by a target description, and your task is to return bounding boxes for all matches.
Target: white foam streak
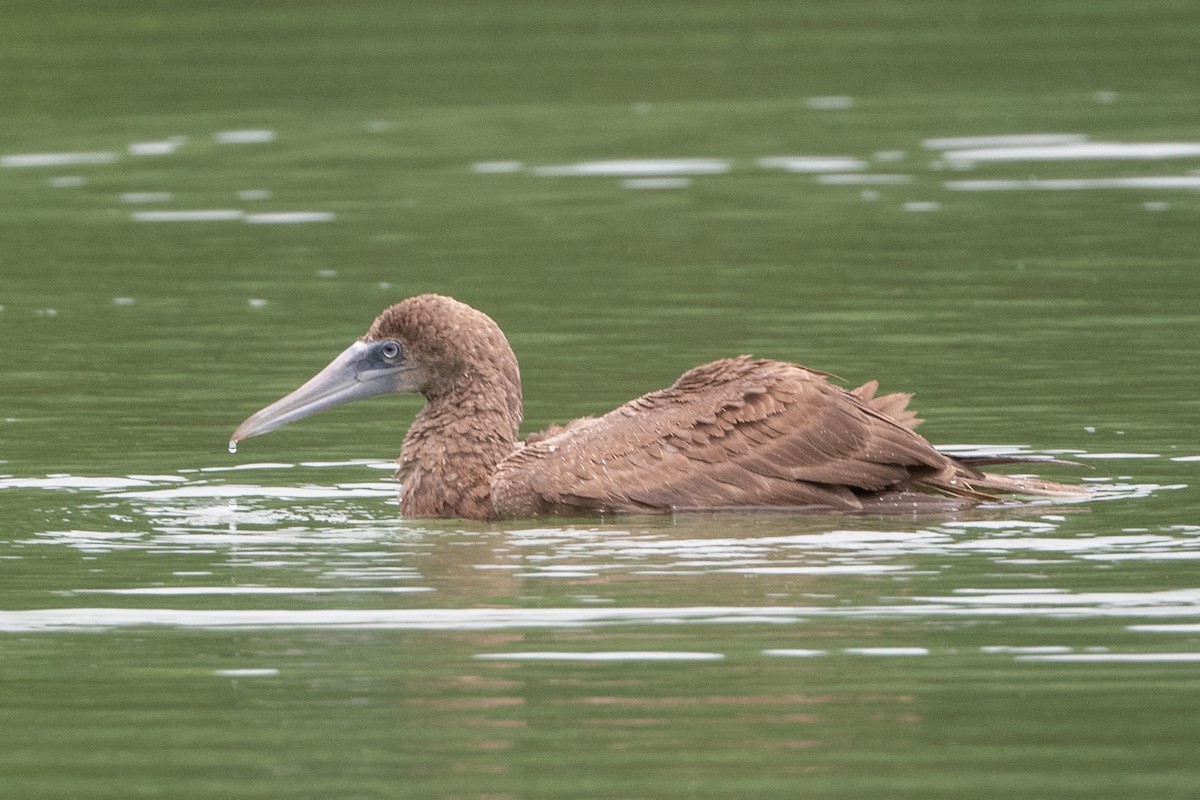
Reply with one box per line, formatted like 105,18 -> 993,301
916,588 -> 1200,607
473,651 -> 724,662
472,161 -> 523,173
980,646 -> 1073,654
944,142 -> 1200,165
1129,624 -> 1200,634
71,586 -> 431,596
49,176 -> 86,187
843,647 -> 929,656
2,151 -> 119,167
0,475 -> 159,491
947,177 -> 1200,191
757,156 -> 867,172
244,212 -> 335,224
532,159 -> 729,177
197,462 -> 296,473
923,134 -> 1090,150
132,210 -> 244,222
128,138 -> 186,156
621,177 -> 692,189
9,589 -> 1200,633
1016,653 -> 1200,663
720,565 -> 910,576
214,129 -> 276,144
120,192 -> 173,203
111,483 -> 395,500
0,606 -> 807,633
816,173 -> 912,185
1075,452 -> 1161,459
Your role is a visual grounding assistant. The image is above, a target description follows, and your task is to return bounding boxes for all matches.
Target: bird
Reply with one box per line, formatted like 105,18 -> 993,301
231,293 -> 1084,520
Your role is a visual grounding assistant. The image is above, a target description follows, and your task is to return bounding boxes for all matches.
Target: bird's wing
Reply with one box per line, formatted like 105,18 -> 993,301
492,356 -> 954,515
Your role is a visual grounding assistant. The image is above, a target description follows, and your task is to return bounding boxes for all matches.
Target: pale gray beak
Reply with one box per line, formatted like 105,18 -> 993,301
231,339 -> 418,447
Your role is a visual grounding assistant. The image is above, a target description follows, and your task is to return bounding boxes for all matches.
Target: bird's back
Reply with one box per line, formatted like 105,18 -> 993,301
490,356 -> 975,516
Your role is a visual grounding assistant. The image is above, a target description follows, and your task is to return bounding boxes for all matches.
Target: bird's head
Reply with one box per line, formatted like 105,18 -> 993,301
230,294 -> 518,448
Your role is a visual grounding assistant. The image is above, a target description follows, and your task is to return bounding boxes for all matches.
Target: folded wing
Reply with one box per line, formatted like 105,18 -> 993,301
492,356 -> 975,515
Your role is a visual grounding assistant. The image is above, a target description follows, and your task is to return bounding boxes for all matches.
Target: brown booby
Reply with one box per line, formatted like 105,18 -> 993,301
232,294 -> 1083,519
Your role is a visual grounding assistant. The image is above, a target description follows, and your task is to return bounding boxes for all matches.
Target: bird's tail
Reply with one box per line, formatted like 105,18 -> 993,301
965,470 -> 1090,498
946,454 -> 1089,499
850,381 -> 1089,500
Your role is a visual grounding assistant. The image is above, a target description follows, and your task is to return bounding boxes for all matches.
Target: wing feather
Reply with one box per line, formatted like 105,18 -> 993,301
492,356 -> 957,516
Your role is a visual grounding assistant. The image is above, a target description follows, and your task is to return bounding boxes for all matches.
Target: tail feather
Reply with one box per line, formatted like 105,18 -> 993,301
965,471 -> 1090,499
852,380 -> 923,431
948,454 -> 1089,498
849,380 -> 1087,501
952,454 -> 1083,468
918,457 -> 1088,502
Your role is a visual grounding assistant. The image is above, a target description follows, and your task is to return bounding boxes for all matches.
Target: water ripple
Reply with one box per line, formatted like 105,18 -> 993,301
6,592 -> 1200,633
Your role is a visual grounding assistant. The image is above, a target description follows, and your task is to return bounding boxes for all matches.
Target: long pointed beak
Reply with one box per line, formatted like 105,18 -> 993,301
231,340 -> 414,447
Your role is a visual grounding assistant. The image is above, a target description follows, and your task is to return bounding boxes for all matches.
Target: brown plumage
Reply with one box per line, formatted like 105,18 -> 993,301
231,293 -> 1084,520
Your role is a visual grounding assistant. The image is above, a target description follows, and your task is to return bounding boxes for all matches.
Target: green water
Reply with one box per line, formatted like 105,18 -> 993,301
3,2 -> 1200,797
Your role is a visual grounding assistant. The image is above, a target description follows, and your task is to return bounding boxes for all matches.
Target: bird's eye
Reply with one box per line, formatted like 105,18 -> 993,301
379,340 -> 402,360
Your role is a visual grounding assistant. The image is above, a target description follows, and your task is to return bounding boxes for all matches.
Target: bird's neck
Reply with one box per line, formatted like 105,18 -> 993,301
397,363 -> 523,520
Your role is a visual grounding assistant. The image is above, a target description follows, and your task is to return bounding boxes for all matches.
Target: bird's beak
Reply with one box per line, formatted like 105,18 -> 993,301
231,340 -> 415,447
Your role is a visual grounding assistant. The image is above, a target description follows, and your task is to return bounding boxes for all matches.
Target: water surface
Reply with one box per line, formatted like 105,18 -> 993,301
2,2 -> 1199,798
